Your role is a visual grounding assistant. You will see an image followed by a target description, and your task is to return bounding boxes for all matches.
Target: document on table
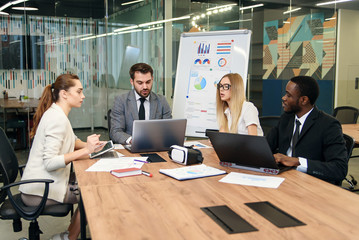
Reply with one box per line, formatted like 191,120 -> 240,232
219,172 -> 285,188
160,164 -> 226,180
184,141 -> 212,149
86,157 -> 148,172
114,144 -> 125,150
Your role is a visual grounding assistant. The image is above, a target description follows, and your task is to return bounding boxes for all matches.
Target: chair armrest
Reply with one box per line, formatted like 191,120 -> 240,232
1,179 -> 54,221
18,164 -> 26,177
0,179 -> 54,191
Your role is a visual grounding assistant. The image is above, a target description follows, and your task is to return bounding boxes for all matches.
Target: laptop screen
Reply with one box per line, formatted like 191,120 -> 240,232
129,119 -> 187,153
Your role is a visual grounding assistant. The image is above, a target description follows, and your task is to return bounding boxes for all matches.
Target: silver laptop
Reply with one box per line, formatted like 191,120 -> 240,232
124,119 -> 187,153
207,131 -> 292,175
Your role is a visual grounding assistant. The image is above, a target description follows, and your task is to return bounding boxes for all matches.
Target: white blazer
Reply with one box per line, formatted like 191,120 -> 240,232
19,103 -> 76,203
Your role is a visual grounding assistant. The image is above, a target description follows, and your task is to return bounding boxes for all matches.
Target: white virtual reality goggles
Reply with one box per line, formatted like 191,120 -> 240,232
168,145 -> 203,165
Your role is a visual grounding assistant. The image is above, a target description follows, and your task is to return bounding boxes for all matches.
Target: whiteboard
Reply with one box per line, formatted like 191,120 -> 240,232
172,30 -> 252,137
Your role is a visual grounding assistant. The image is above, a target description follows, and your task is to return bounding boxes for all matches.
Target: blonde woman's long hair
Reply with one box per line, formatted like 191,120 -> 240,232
216,73 -> 246,133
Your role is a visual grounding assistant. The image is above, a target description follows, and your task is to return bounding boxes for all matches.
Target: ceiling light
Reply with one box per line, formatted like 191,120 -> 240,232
115,29 -> 142,35
143,26 -> 163,32
206,11 -> 212,15
316,0 -> 352,6
114,25 -> 139,32
207,3 -> 237,11
0,0 -> 29,12
283,7 -> 302,14
224,19 -> 252,24
121,0 -> 144,6
12,6 -> 38,11
0,11 -> 9,15
80,35 -> 97,41
213,10 -> 218,14
12,0 -> 29,5
12,0 -> 38,11
138,15 -> 190,27
239,3 -> 264,11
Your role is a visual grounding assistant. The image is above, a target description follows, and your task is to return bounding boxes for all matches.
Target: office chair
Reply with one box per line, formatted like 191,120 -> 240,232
333,106 -> 359,124
259,116 -> 280,136
107,108 -> 112,136
342,133 -> 358,191
0,127 -> 73,240
0,116 -> 27,149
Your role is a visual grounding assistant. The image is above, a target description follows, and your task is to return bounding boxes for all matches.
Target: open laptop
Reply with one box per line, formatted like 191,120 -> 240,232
207,131 -> 292,175
124,119 -> 187,153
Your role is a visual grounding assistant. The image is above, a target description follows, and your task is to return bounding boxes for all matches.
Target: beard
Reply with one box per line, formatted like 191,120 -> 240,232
283,99 -> 301,114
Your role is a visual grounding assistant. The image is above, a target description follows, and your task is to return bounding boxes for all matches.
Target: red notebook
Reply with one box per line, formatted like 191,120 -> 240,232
110,168 -> 142,178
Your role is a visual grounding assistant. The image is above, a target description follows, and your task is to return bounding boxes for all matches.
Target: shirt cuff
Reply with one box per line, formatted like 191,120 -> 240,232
126,136 -> 132,145
296,157 -> 308,173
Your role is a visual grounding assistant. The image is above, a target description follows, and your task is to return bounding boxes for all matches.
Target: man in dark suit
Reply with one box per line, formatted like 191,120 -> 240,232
110,63 -> 172,144
266,76 -> 347,184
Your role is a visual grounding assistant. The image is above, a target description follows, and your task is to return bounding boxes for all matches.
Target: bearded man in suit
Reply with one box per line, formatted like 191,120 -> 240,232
110,63 -> 172,144
266,76 -> 347,185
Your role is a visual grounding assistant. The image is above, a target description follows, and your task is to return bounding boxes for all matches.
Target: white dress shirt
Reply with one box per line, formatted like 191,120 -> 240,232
286,107 -> 314,173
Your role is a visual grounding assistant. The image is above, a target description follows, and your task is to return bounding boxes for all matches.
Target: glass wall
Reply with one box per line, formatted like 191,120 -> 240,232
0,0 -> 358,149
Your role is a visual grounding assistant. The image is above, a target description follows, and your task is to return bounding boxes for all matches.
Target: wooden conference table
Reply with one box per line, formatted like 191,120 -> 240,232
73,141 -> 359,240
342,124 -> 359,146
0,98 -> 39,131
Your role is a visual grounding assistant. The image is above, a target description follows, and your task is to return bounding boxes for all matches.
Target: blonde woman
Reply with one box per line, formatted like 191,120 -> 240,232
216,73 -> 263,136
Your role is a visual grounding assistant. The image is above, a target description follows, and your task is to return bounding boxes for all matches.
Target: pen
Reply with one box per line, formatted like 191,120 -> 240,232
134,159 -> 149,163
142,171 -> 152,177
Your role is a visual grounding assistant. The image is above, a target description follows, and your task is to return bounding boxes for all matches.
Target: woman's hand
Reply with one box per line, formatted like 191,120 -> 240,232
86,134 -> 101,153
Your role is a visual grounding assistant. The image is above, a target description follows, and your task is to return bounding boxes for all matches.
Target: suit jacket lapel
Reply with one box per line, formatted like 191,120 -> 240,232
149,92 -> 158,119
128,90 -> 139,120
284,114 -> 295,150
297,106 -> 319,143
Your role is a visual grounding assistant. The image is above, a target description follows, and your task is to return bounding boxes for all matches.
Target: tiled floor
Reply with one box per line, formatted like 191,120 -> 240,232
1,128 -> 359,239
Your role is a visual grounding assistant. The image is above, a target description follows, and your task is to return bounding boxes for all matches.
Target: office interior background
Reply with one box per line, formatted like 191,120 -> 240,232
0,0 -> 358,136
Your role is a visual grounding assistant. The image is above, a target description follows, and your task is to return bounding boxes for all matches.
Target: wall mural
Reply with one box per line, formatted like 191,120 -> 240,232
263,12 -> 337,80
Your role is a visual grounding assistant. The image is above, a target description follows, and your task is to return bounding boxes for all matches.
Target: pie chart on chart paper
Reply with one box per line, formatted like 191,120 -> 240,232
194,76 -> 207,90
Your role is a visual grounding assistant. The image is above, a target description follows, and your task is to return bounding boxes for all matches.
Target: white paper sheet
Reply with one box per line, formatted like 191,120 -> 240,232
184,141 -> 212,149
86,157 -> 148,172
114,144 -> 125,150
219,172 -> 285,188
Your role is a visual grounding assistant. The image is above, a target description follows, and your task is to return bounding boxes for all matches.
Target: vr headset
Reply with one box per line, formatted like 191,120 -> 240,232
168,145 -> 203,165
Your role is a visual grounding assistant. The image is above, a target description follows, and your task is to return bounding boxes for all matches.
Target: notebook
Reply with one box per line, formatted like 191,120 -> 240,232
207,131 -> 292,175
124,119 -> 187,153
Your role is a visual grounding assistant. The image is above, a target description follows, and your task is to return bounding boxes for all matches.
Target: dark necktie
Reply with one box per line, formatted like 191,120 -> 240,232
292,120 -> 301,157
139,97 -> 146,120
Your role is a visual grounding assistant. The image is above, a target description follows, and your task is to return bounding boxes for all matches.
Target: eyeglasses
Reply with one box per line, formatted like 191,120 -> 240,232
217,83 -> 231,91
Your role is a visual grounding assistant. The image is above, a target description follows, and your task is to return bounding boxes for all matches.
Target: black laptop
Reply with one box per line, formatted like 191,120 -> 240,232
207,131 -> 292,175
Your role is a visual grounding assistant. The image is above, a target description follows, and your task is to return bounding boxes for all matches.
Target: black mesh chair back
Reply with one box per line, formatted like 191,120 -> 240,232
259,116 -> 280,136
107,109 -> 112,136
342,134 -> 357,190
0,127 -> 73,240
343,134 -> 355,161
333,106 -> 359,124
0,127 -> 19,203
